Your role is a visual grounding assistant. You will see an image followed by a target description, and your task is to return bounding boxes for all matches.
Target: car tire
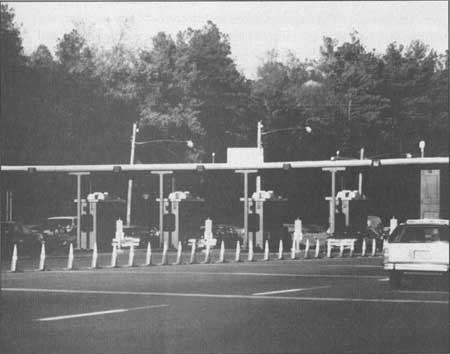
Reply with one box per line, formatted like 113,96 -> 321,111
389,270 -> 403,289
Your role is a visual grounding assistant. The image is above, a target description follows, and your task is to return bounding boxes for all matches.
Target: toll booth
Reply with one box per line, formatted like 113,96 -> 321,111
160,191 -> 205,249
325,190 -> 369,236
79,192 -> 126,251
242,191 -> 288,250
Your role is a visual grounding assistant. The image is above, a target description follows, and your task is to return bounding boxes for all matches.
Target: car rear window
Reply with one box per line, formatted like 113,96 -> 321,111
389,225 -> 449,243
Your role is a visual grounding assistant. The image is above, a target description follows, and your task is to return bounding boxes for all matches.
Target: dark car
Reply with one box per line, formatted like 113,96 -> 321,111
213,224 -> 244,249
1,221 -> 43,258
37,216 -> 77,253
123,225 -> 159,248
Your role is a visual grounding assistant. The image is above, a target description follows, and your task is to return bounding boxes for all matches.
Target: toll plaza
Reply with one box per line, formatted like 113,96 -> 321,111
158,191 -> 205,249
79,192 -> 125,251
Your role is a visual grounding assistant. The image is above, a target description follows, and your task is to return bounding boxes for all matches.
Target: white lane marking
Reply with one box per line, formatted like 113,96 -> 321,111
395,290 -> 449,295
35,304 -> 168,322
5,270 -> 385,279
2,288 -> 447,305
253,286 -> 329,296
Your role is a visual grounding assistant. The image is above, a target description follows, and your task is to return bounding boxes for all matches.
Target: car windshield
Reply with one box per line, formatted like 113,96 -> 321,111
389,225 -> 449,243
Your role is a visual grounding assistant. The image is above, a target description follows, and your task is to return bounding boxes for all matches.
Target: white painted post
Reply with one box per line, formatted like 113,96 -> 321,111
90,242 -> 98,269
202,244 -> 211,264
110,244 -> 118,268
67,243 -> 74,270
291,240 -> 296,260
128,244 -> 135,267
304,238 -> 310,259
371,238 -> 376,257
189,240 -> 197,264
361,238 -> 367,257
218,240 -> 225,263
248,237 -> 254,262
160,240 -> 168,265
278,239 -> 284,260
144,241 -> 152,266
327,240 -> 332,258
173,241 -> 182,265
235,240 -> 241,262
264,239 -> 269,261
38,242 -> 46,271
315,239 -> 320,258
350,240 -> 355,257
10,244 -> 18,272
339,240 -> 344,257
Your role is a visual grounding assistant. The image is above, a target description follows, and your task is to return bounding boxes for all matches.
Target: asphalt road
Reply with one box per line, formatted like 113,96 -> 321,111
1,251 -> 448,354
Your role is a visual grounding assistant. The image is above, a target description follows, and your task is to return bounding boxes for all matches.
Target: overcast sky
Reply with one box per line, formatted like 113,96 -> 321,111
7,1 -> 448,79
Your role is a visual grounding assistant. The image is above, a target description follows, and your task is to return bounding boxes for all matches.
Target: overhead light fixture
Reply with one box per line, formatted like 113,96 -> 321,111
113,166 -> 122,173
27,167 -> 37,173
283,163 -> 291,170
196,165 -> 205,172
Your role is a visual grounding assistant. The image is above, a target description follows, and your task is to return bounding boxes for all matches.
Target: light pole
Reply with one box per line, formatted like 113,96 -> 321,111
126,122 -> 138,226
126,125 -> 194,228
256,121 -> 312,190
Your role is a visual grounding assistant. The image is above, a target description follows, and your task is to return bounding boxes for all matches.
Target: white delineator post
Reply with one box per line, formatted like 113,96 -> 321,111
160,240 -> 169,265
235,240 -> 241,262
110,244 -> 118,268
290,241 -> 296,260
248,237 -> 254,262
127,244 -> 135,267
264,239 -> 269,261
294,218 -> 303,252
278,239 -> 284,260
67,243 -> 74,270
339,240 -> 344,257
10,244 -> 18,272
38,242 -> 46,271
90,242 -> 99,269
315,239 -> 320,258
143,241 -> 152,266
371,238 -> 376,257
361,238 -> 367,257
218,240 -> 226,263
189,240 -> 197,264
304,238 -> 310,259
327,240 -> 332,258
173,241 -> 182,265
202,244 -> 211,264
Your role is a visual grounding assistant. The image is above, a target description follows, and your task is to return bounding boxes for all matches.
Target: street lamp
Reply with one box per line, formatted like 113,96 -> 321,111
126,123 -> 194,226
256,121 -> 312,191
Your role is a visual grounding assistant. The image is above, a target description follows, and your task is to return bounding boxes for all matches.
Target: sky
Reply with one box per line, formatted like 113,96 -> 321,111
7,1 -> 449,79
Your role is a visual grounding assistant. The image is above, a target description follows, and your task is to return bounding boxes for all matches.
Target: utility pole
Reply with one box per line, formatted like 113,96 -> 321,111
256,121 -> 263,192
126,122 -> 137,226
358,147 -> 364,195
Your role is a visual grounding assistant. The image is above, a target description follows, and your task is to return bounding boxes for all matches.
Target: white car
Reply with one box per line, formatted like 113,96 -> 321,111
383,219 -> 449,289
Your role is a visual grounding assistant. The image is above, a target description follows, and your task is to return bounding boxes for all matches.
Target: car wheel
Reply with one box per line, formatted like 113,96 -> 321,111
389,270 -> 403,289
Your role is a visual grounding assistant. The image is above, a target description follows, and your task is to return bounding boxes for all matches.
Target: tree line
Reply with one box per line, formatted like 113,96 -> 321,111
1,5 -> 448,223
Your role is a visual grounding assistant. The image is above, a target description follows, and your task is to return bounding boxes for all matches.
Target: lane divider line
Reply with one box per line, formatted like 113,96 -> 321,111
3,288 -> 447,305
253,286 -> 330,296
35,304 -> 168,322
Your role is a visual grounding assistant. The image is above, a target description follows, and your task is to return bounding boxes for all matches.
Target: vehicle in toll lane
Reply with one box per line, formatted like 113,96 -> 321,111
36,216 -> 77,253
383,219 -> 449,289
1,221 -> 43,258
